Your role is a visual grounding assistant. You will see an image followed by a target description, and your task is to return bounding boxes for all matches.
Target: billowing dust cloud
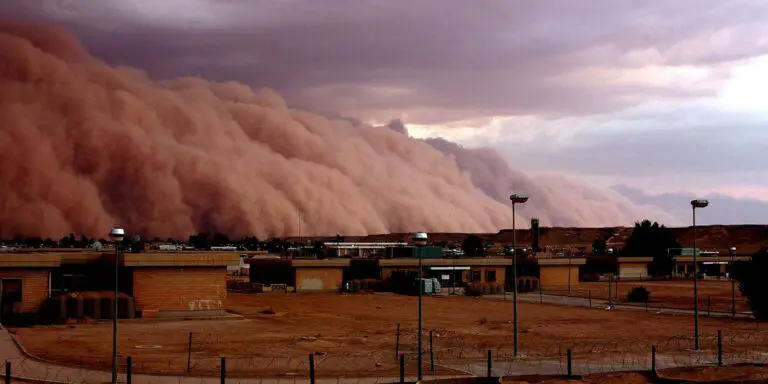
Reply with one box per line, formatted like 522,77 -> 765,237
0,22 -> 669,239
423,138 -> 681,228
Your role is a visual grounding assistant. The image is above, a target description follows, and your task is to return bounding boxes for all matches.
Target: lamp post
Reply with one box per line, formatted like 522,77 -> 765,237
412,231 -> 428,381
109,227 -> 125,384
607,248 -> 617,300
509,193 -> 529,357
691,199 -> 709,350
730,246 -> 736,316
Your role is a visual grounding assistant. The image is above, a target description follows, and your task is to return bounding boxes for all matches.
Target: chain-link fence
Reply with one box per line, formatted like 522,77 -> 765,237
2,327 -> 768,382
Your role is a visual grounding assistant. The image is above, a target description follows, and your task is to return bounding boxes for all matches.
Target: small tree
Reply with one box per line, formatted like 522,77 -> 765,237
591,238 -> 607,255
627,286 -> 650,303
461,235 -> 485,257
737,249 -> 768,320
622,220 -> 679,276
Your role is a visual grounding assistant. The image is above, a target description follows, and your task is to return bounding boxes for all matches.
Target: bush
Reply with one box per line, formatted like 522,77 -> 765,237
627,286 -> 650,303
581,273 -> 601,282
736,250 -> 768,320
516,277 -> 540,293
465,283 -> 483,297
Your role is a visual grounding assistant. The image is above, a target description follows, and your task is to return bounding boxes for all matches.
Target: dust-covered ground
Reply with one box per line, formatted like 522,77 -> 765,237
547,280 -> 751,314
10,292 -> 765,378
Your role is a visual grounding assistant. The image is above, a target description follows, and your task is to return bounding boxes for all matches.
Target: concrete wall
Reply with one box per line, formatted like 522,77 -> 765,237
468,267 -> 506,284
619,262 -> 648,280
381,267 -> 416,280
539,265 -> 580,288
295,267 -> 343,291
0,269 -> 50,313
133,267 -> 226,315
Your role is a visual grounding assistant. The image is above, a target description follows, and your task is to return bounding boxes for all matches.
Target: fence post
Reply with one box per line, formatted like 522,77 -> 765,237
487,349 -> 492,378
717,330 -> 723,366
126,356 -> 132,384
399,354 -> 405,383
645,297 -> 649,312
567,349 -> 573,378
651,345 -> 656,373
608,277 -> 612,306
187,331 -> 193,372
732,282 -> 736,318
309,353 -> 315,384
588,290 -> 592,308
395,323 -> 401,360
539,285 -> 543,304
429,330 -> 435,372
220,357 -> 226,384
708,295 -> 711,317
5,360 -> 10,384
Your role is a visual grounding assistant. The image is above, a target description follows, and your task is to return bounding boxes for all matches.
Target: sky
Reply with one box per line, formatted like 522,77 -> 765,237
2,0 -> 768,213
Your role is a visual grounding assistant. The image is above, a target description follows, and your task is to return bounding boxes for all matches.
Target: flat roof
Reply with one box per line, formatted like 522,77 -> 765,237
0,254 -> 61,267
536,257 -> 587,266
118,252 -> 241,267
292,259 -> 351,267
675,255 -> 751,263
379,258 -> 513,267
616,257 -> 654,263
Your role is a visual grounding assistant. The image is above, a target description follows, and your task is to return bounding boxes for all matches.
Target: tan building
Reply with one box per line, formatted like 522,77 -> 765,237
123,253 -> 238,317
0,254 -> 60,316
617,257 -> 653,280
0,251 -> 239,319
536,257 -> 586,288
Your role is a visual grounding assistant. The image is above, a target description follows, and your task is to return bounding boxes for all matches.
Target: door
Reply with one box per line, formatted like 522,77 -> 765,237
1,279 -> 23,319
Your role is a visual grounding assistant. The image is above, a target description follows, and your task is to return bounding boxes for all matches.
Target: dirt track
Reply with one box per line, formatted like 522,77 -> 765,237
10,291 -> 763,378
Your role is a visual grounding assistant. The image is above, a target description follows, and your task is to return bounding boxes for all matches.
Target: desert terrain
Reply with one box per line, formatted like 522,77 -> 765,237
10,291 -> 765,378
543,280 -> 752,314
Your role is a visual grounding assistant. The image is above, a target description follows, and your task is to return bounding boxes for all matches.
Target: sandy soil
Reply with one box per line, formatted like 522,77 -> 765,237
10,292 -> 763,378
660,363 -> 768,382
545,280 -> 751,313
506,365 -> 768,383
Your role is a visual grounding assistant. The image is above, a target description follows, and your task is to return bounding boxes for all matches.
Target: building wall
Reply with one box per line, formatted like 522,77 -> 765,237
0,269 -> 50,313
619,263 -> 648,280
133,267 -> 226,313
539,265 -> 580,288
381,267 -> 416,280
468,267 -> 506,284
295,267 -> 343,291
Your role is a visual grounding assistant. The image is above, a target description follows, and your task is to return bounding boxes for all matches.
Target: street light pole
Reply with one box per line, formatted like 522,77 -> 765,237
730,246 -> 736,317
509,193 -> 529,357
608,248 -> 615,304
412,232 -> 428,381
691,199 -> 709,350
109,227 -> 125,384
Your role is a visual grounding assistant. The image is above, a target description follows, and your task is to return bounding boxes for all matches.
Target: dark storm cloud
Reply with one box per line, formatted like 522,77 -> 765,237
2,0 -> 767,123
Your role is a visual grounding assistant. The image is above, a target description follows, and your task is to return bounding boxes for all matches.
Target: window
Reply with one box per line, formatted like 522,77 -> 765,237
471,270 -> 482,282
485,270 -> 497,282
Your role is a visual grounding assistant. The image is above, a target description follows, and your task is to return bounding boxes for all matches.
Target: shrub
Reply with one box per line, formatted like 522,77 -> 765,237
516,277 -> 540,293
581,273 -> 601,282
627,286 -> 650,303
465,283 -> 483,297
736,250 -> 768,320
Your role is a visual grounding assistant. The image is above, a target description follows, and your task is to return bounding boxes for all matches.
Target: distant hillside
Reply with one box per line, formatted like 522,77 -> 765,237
335,224 -> 768,254
612,185 -> 768,225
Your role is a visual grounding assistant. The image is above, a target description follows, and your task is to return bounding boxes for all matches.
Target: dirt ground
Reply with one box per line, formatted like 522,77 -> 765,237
10,292 -> 765,378
546,280 -> 751,314
506,364 -> 768,383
